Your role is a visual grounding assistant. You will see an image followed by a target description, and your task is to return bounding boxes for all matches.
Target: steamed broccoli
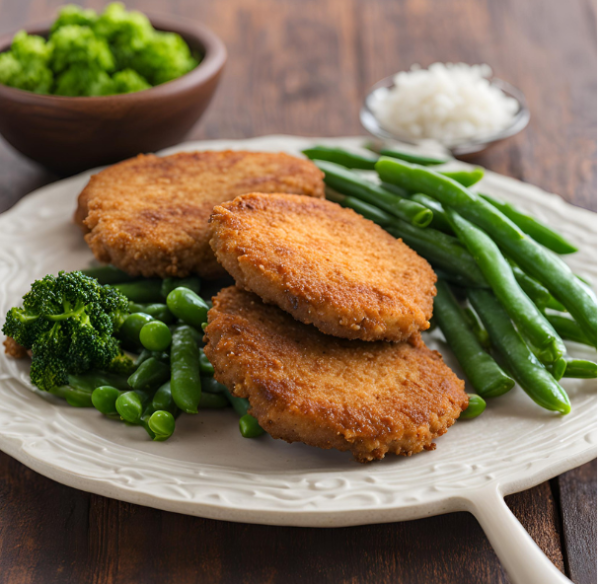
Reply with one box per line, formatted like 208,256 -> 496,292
50,5 -> 98,33
49,25 -> 114,74
54,65 -> 115,96
2,271 -> 132,392
0,31 -> 53,93
112,68 -> 151,93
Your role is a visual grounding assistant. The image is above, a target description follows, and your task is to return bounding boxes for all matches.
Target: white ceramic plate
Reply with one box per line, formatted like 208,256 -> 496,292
0,136 -> 595,584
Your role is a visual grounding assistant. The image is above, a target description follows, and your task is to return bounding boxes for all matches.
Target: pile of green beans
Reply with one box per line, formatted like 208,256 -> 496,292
74,268 -> 266,441
308,145 -> 595,419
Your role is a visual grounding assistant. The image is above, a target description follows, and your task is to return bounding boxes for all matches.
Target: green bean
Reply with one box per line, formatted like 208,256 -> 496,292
239,414 -> 265,438
68,371 -> 130,392
381,182 -> 411,198
460,394 -> 487,419
545,314 -> 597,347
315,160 -> 433,227
468,289 -> 571,414
479,193 -> 578,255
148,410 -> 176,441
161,277 -> 202,298
167,288 -> 209,328
377,145 -> 448,166
506,259 -> 561,311
563,359 -> 597,379
201,376 -> 227,394
376,158 -> 596,342
170,326 -> 201,414
120,312 -> 154,348
91,385 -> 121,415
199,349 -> 215,375
140,321 -> 172,352
434,280 -> 514,397
199,393 -> 229,409
434,269 -> 475,289
410,193 -> 453,233
128,302 -> 175,324
547,358 -> 567,381
303,145 -> 378,170
462,305 -> 490,349
110,280 -> 164,303
81,265 -> 139,285
127,357 -> 170,390
387,222 -> 489,287
326,190 -> 393,226
49,385 -> 94,407
442,168 -> 484,187
445,207 -> 565,363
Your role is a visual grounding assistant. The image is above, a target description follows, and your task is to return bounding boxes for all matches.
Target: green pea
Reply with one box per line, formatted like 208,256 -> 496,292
120,312 -> 154,347
140,321 -> 172,352
166,287 -> 209,328
148,410 -> 176,441
460,394 -> 487,419
116,391 -> 144,423
128,302 -> 175,324
92,386 -> 121,415
239,414 -> 265,438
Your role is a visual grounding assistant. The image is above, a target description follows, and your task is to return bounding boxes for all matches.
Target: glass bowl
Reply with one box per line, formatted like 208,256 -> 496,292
360,73 -> 530,157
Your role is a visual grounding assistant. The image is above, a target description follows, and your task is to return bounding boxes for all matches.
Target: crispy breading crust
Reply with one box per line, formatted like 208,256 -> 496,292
209,193 -> 437,341
75,151 -> 325,279
204,287 -> 468,463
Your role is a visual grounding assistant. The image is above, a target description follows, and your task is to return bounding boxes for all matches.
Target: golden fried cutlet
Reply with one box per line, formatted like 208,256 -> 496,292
204,287 -> 467,463
209,193 -> 437,341
75,151 -> 325,279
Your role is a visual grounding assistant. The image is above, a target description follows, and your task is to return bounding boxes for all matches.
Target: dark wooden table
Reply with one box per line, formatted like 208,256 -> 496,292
0,1 -> 596,582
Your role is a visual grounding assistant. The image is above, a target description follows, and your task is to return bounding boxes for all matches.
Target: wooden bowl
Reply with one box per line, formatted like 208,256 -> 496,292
0,16 -> 227,174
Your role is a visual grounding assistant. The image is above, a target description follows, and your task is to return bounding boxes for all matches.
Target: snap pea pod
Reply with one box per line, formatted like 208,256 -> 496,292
468,289 -> 571,414
80,265 -> 139,285
160,277 -> 202,298
167,288 -> 210,328
303,145 -> 378,170
545,314 -> 596,347
563,359 -> 597,379
460,394 -> 487,419
376,158 -> 597,342
127,357 -> 170,390
116,389 -> 153,424
170,326 -> 201,414
139,321 -> 172,352
128,302 -> 175,324
135,348 -> 152,367
387,222 -> 489,287
110,280 -> 164,303
201,376 -> 227,394
68,371 -> 130,392
479,193 -> 578,255
49,385 -> 94,407
199,349 -> 215,375
199,393 -> 229,409
221,387 -> 265,438
445,207 -> 565,363
315,160 -> 433,227
326,190 -> 393,226
152,381 -> 178,414
91,385 -> 122,415
376,145 -> 448,166
410,193 -> 453,233
434,280 -> 514,397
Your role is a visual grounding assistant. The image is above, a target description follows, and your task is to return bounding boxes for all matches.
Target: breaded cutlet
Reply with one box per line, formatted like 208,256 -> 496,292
203,287 -> 468,463
75,151 -> 325,279
209,193 -> 437,341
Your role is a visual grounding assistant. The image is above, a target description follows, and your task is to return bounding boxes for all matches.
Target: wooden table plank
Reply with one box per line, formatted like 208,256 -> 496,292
0,0 -> 595,582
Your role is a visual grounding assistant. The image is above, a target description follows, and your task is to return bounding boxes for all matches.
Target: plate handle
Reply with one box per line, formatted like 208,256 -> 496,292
468,487 -> 571,584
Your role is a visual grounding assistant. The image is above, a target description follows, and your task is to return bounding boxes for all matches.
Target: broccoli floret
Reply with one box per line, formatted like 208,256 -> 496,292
0,51 -> 53,94
50,5 -> 98,33
11,30 -> 52,65
132,31 -> 198,85
112,68 -> 150,93
49,25 -> 114,74
107,351 -> 137,375
2,271 -> 130,392
54,64 -> 115,96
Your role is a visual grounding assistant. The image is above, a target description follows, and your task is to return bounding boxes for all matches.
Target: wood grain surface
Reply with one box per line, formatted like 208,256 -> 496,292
0,0 -> 596,583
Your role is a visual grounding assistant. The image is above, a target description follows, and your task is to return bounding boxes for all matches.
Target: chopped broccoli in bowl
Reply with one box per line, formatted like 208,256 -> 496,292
0,2 -> 200,96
